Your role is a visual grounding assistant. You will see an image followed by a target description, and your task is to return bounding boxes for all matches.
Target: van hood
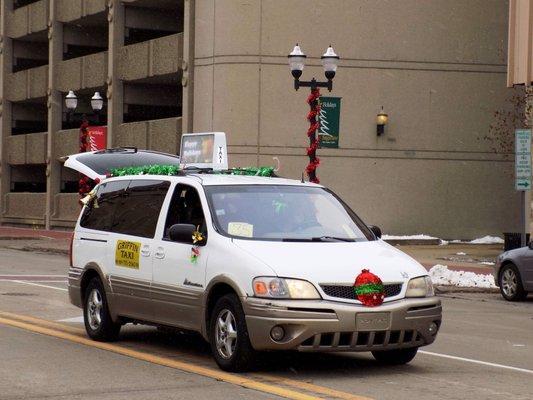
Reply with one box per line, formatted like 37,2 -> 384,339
232,239 -> 427,284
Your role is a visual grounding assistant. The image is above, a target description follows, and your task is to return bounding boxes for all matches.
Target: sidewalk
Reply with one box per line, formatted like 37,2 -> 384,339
0,226 -> 500,275
0,226 -> 71,255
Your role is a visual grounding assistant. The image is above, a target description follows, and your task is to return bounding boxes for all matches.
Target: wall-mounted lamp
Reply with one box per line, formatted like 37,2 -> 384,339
376,106 -> 388,136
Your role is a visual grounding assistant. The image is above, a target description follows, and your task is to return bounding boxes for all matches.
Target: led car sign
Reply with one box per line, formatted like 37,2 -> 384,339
179,132 -> 228,170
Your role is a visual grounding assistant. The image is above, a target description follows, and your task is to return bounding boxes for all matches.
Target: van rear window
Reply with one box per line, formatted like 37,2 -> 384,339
76,150 -> 180,176
80,179 -> 170,238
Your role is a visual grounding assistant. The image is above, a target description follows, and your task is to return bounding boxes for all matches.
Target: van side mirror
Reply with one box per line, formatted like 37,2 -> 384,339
369,225 -> 382,239
168,223 -> 196,244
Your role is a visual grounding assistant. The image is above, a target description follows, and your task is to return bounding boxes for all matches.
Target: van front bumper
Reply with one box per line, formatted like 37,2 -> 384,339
243,297 -> 441,351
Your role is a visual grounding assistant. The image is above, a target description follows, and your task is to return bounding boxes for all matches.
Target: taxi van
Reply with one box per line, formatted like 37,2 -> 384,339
65,133 -> 441,372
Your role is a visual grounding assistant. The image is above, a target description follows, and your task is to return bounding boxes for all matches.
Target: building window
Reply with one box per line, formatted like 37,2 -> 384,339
12,99 -> 47,136
123,74 -> 182,123
12,33 -> 49,73
63,12 -> 108,61
124,2 -> 183,46
13,0 -> 41,9
10,165 -> 46,193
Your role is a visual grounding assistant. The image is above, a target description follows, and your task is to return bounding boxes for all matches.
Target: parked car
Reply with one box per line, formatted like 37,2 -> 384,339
65,147 -> 442,372
495,245 -> 533,301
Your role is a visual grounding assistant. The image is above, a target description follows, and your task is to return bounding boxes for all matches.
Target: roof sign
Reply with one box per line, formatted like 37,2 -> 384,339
179,132 -> 228,171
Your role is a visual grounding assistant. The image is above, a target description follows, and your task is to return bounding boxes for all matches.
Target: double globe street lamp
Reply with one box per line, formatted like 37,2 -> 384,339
65,90 -> 105,128
288,44 -> 339,183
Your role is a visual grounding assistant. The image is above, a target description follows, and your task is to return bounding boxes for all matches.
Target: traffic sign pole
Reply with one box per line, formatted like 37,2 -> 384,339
515,129 -> 532,247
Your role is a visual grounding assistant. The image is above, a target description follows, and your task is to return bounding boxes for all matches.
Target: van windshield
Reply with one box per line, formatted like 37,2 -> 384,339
204,185 -> 374,242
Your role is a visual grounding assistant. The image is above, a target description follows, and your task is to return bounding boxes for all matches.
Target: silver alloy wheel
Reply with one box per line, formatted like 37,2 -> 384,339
215,309 -> 237,359
87,288 -> 103,330
501,268 -> 518,297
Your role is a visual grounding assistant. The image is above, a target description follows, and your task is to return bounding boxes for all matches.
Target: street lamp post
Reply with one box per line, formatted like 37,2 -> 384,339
64,90 -> 104,129
288,44 -> 339,184
64,90 -> 106,198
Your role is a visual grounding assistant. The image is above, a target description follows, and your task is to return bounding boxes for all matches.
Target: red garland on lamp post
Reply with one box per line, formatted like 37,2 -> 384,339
288,44 -> 339,183
78,116 -> 92,198
306,88 -> 321,183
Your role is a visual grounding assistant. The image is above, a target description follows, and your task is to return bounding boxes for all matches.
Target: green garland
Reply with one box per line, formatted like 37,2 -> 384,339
225,167 -> 275,177
110,165 -> 181,177
354,283 -> 384,296
109,164 -> 275,177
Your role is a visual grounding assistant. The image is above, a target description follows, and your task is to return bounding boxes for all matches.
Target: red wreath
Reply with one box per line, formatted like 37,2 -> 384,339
354,269 -> 385,307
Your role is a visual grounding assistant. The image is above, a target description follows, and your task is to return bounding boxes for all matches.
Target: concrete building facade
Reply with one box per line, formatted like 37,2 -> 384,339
0,0 -> 523,239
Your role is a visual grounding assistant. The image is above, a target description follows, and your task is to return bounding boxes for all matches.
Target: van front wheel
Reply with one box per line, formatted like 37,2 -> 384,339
209,293 -> 255,372
83,278 -> 121,341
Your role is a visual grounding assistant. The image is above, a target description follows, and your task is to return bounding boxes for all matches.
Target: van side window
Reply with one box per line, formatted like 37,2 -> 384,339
80,180 -> 129,231
164,185 -> 207,239
112,180 -> 171,238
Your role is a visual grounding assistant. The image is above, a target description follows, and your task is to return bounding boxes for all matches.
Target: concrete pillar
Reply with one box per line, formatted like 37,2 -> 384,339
182,0 -> 195,133
107,0 -> 125,147
45,0 -> 64,229
0,0 -> 13,223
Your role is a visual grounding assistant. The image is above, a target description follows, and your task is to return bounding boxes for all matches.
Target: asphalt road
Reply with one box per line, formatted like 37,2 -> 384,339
0,248 -> 532,400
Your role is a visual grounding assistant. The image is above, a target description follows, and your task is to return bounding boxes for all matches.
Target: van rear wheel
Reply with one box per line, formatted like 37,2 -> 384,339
83,278 -> 121,341
209,293 -> 255,372
372,347 -> 418,365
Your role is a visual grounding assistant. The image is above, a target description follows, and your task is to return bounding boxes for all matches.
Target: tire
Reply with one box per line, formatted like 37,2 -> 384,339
499,263 -> 528,301
372,347 -> 418,365
83,277 -> 121,341
209,293 -> 256,372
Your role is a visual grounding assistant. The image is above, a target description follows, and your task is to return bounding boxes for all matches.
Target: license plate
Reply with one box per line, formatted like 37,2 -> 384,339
356,312 -> 391,331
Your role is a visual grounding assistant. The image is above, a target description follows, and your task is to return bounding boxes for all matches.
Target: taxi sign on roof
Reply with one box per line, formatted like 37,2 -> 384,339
180,132 -> 228,171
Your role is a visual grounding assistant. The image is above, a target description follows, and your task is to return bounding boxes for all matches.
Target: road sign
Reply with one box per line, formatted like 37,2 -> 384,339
515,129 -> 532,191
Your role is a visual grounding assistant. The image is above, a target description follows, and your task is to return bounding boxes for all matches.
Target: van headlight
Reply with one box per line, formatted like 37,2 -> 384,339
252,277 -> 321,299
405,276 -> 434,297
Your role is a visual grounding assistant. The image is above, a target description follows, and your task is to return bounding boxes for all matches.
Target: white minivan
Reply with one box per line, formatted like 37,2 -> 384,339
66,147 -> 441,372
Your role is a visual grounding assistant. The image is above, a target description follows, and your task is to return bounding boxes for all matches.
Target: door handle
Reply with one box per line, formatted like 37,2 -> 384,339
141,245 -> 151,257
154,247 -> 165,259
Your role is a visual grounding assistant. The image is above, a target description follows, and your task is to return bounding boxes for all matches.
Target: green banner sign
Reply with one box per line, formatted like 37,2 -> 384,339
319,97 -> 341,148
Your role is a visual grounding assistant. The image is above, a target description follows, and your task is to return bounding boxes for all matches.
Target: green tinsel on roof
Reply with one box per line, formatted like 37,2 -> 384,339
109,164 -> 275,177
110,165 -> 181,176
225,167 -> 275,177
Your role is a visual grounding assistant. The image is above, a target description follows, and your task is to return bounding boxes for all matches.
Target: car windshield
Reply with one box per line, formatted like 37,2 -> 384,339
204,185 -> 374,242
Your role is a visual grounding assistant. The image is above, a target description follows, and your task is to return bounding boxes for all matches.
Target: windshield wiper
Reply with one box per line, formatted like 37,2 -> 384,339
312,236 -> 355,242
281,236 -> 355,242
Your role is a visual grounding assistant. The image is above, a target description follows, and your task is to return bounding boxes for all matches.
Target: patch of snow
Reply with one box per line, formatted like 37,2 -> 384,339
382,234 -> 438,240
480,261 -> 495,266
439,240 -> 449,246
456,252 -> 467,256
428,265 -> 496,288
469,235 -> 504,244
449,239 -> 463,243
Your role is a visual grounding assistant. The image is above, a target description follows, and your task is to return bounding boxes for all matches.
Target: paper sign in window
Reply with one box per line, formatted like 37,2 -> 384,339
228,222 -> 254,238
115,240 -> 141,269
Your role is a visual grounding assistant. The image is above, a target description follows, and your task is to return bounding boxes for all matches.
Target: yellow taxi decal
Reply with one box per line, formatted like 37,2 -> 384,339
115,240 -> 141,269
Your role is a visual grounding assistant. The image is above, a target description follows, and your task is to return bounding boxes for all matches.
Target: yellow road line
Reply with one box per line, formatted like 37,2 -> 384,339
0,311 -> 85,335
0,315 -> 320,400
253,374 -> 373,400
0,312 -> 374,400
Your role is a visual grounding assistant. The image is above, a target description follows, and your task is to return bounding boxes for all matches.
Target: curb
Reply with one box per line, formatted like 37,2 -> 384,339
385,239 -> 441,246
0,245 -> 69,256
435,285 -> 499,294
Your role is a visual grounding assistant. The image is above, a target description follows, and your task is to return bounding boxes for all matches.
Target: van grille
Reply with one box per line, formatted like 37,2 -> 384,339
320,283 -> 402,300
299,329 -> 423,351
